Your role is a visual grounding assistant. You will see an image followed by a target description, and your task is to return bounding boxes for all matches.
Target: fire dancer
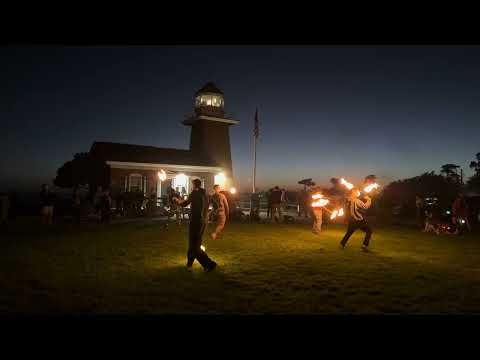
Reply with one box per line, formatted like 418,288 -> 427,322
175,178 -> 217,272
310,187 -> 324,234
210,184 -> 229,240
340,187 -> 373,251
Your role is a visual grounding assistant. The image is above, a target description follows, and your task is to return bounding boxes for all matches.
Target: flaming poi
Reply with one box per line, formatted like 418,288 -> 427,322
340,178 -> 354,190
363,182 -> 380,193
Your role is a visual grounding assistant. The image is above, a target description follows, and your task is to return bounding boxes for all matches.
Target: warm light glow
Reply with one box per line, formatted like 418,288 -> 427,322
158,169 -> 167,181
330,210 -> 339,220
311,193 -> 323,200
312,199 -> 329,208
174,173 -> 188,187
200,245 -> 206,251
340,178 -> 354,190
214,172 -> 226,187
338,208 -> 344,216
230,187 -> 237,194
363,183 -> 380,193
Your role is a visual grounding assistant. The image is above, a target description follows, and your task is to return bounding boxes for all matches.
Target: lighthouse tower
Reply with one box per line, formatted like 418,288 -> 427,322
183,82 -> 239,188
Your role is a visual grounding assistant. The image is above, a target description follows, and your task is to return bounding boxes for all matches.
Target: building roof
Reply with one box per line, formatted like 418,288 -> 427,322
90,142 -> 218,167
195,81 -> 223,95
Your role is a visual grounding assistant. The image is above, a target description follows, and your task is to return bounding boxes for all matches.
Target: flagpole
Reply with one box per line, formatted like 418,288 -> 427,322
252,134 -> 256,194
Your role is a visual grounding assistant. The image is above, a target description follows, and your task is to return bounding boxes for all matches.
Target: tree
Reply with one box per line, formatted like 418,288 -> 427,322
440,164 -> 461,185
380,171 -> 459,217
469,152 -> 480,175
467,152 -> 480,192
54,153 -> 109,193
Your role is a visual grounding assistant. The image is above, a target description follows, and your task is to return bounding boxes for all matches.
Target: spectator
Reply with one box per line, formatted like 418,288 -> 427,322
100,188 -> 112,224
270,186 -> 283,223
72,186 -> 81,224
40,184 -> 55,225
452,193 -> 471,232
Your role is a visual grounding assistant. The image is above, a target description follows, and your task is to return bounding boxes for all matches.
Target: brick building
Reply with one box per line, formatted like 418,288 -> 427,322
89,82 -> 238,200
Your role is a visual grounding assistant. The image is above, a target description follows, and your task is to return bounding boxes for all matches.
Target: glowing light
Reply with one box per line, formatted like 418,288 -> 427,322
338,208 -> 344,216
311,193 -> 323,200
230,187 -> 237,194
363,183 -> 380,193
174,173 -> 188,187
312,199 -> 329,208
214,172 -> 226,187
461,219 -> 466,224
340,178 -> 354,190
158,169 -> 167,181
330,210 -> 338,220
200,245 -> 206,251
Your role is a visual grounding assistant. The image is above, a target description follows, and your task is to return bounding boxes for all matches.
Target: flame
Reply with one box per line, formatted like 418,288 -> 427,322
230,187 -> 237,194
311,193 -> 323,200
330,209 -> 338,219
363,183 -> 380,193
312,198 -> 329,208
338,208 -> 344,216
340,178 -> 354,190
158,169 -> 167,181
200,245 -> 206,251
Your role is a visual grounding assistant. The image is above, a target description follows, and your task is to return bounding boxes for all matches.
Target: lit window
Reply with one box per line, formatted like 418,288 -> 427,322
214,172 -> 226,188
129,174 -> 143,192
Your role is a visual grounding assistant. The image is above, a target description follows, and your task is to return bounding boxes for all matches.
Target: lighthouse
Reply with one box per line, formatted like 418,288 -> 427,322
183,82 -> 239,188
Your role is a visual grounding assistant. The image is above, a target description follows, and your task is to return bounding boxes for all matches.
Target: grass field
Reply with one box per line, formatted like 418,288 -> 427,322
1,220 -> 480,314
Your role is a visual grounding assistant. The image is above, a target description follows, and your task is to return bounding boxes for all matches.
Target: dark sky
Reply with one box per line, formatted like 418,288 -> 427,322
2,46 -> 480,191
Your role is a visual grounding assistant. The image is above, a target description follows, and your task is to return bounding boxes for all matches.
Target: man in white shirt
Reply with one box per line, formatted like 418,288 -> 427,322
340,188 -> 372,251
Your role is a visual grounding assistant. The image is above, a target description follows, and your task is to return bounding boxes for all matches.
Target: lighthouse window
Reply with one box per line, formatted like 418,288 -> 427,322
197,95 -> 223,108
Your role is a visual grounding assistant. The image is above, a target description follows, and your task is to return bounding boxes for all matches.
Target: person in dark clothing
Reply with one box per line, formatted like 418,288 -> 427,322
72,186 -> 82,224
340,188 -> 373,251
175,178 -> 217,272
266,188 -> 273,219
100,189 -> 112,224
40,184 -> 55,225
415,195 -> 424,229
116,190 -> 126,217
270,186 -> 283,223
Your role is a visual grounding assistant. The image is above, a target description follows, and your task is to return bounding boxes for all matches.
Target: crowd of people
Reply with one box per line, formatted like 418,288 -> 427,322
416,192 -> 474,235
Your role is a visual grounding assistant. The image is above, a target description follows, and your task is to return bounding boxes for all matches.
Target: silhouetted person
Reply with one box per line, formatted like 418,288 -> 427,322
415,195 -> 424,229
94,186 -> 103,219
176,178 -> 216,272
270,186 -> 283,223
116,190 -> 126,217
72,186 -> 81,224
210,184 -> 229,240
452,192 -> 471,232
340,188 -> 372,251
266,188 -> 273,219
100,189 -> 112,224
40,184 -> 55,225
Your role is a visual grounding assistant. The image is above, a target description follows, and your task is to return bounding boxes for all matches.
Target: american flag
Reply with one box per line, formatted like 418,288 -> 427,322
253,108 -> 259,139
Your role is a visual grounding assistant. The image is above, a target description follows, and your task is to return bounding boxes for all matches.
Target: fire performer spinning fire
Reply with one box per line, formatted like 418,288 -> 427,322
340,187 -> 373,251
310,188 -> 329,234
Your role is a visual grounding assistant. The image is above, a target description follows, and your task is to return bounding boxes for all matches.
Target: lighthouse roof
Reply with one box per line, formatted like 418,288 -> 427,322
195,82 -> 223,95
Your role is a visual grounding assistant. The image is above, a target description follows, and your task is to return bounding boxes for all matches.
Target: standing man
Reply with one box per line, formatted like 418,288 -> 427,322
270,186 -> 283,223
340,188 -> 373,251
40,184 -> 55,225
415,195 -> 424,229
310,187 -> 323,235
176,178 -> 217,272
210,184 -> 229,240
452,192 -> 471,232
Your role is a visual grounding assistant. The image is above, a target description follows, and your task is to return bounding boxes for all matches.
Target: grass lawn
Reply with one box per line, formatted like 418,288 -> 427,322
1,220 -> 480,314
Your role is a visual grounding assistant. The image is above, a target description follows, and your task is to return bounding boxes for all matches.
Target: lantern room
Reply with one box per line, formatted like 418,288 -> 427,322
194,81 -> 225,117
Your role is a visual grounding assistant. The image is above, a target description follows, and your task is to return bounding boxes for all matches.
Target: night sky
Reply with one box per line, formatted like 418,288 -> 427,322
2,46 -> 480,192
